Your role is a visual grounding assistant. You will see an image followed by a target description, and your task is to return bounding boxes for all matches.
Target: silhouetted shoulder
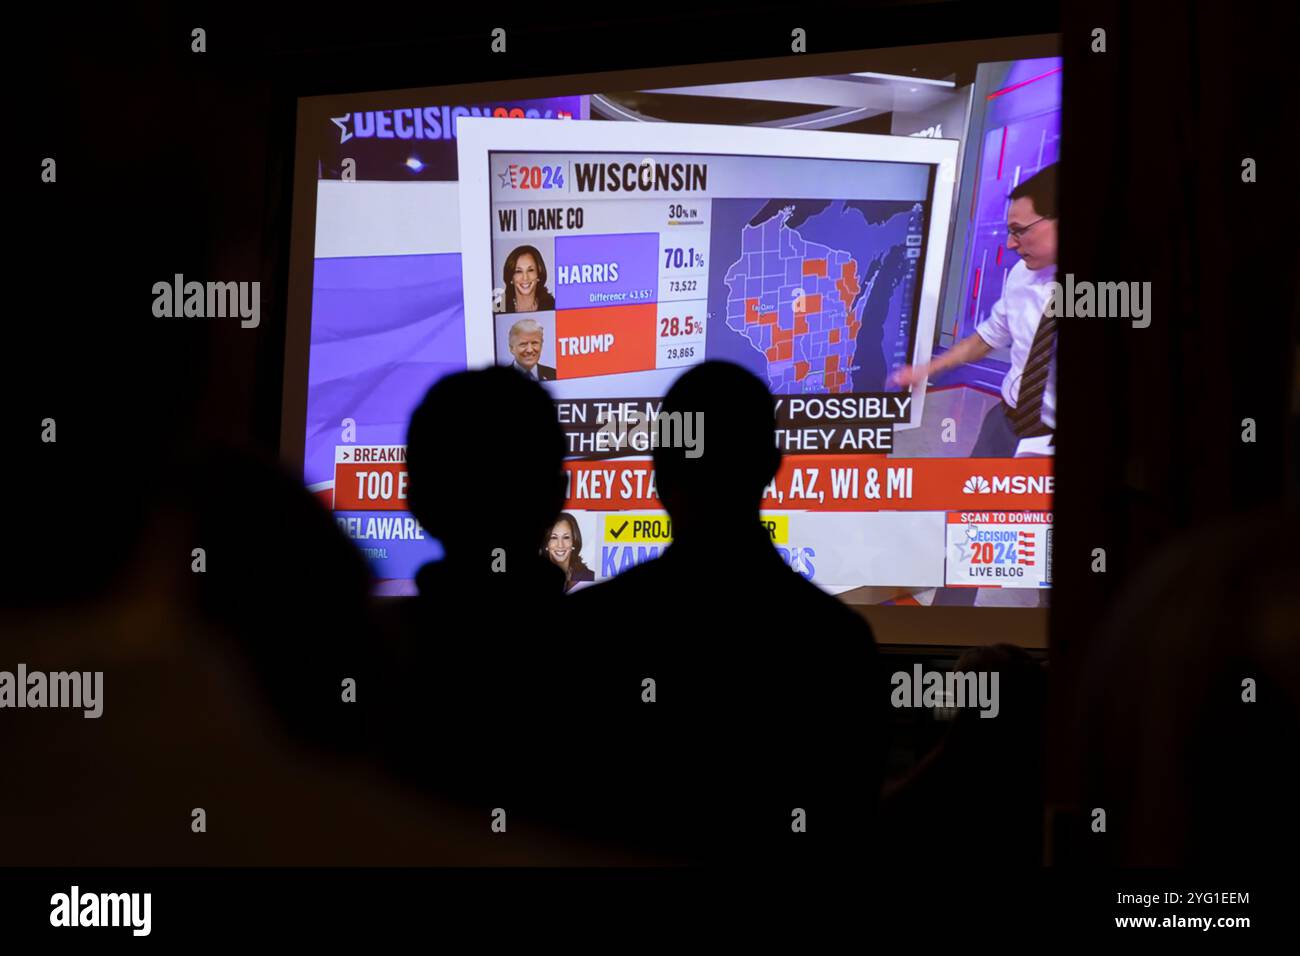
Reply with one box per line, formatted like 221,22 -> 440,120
791,571 -> 878,637
566,554 -> 663,607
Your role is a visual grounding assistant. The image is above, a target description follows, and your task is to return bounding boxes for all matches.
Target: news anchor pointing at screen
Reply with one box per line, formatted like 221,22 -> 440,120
890,164 -> 1059,458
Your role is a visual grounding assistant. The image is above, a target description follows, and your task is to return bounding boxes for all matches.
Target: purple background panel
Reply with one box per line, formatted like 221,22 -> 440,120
305,253 -> 467,488
553,232 -> 659,310
933,55 -> 1061,394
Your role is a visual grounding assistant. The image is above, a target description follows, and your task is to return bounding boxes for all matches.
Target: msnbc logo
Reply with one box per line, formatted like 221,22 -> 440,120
962,474 -> 1055,495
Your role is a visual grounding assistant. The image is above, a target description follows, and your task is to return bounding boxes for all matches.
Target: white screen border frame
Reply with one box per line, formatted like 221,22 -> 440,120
456,116 -> 959,427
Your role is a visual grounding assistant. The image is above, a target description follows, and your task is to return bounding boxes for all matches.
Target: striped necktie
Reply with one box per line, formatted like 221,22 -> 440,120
1008,309 -> 1057,437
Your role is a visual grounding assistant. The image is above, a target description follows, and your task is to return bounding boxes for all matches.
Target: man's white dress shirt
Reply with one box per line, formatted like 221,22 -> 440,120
974,259 -> 1058,430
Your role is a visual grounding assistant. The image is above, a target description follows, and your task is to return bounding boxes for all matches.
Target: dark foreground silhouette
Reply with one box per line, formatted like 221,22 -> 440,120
370,368 -> 638,853
880,644 -> 1047,866
565,362 -> 887,864
1076,509 -> 1300,866
1,445 -> 619,864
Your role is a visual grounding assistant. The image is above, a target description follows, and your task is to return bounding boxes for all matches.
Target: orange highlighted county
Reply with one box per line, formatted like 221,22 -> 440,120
794,292 -> 822,315
836,260 -> 860,310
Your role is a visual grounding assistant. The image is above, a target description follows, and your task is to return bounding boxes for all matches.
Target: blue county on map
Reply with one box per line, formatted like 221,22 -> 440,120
713,198 -> 921,394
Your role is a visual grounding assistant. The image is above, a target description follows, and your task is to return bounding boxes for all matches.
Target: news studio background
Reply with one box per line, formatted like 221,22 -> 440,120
7,1 -> 1296,942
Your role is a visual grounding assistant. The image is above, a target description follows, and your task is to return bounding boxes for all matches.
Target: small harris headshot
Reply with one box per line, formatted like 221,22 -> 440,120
543,512 -> 595,592
502,244 -> 556,313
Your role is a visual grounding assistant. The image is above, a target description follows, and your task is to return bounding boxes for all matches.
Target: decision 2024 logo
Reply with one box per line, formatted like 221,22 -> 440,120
330,105 -> 573,144
945,511 -> 1052,586
960,523 -> 1037,568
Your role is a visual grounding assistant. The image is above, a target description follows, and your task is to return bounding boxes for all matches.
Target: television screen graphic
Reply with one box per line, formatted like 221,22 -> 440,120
457,119 -> 979,594
287,51 -> 1060,613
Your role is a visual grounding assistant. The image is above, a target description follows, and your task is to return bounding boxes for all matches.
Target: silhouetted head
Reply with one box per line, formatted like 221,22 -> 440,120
406,366 -> 565,564
653,361 -> 781,536
193,448 -> 373,753
882,643 -> 1047,865
945,643 -> 1047,759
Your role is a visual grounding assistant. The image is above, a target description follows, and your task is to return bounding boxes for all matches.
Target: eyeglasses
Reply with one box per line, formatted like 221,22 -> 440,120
1007,217 -> 1052,241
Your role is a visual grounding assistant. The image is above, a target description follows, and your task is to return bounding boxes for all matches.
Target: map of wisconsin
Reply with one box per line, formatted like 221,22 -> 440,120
724,204 -> 860,393
718,198 -> 919,394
